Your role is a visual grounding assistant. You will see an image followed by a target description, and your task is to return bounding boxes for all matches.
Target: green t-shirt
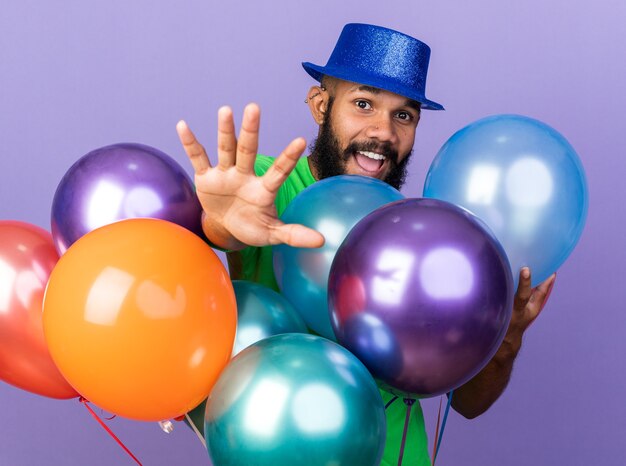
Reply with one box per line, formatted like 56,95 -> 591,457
233,155 -> 431,466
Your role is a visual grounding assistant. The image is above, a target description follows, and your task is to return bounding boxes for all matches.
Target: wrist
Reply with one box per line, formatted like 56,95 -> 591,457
201,212 -> 245,251
494,330 -> 523,366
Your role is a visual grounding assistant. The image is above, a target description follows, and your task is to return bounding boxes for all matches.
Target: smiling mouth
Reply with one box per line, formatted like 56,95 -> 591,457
354,150 -> 386,173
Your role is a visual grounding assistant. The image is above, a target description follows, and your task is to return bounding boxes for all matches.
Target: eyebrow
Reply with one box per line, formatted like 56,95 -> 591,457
355,85 -> 422,113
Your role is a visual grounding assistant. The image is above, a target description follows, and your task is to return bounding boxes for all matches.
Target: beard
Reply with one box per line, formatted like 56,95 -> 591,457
308,99 -> 412,190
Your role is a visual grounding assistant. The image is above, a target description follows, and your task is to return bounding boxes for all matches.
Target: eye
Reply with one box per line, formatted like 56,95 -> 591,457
355,100 -> 372,110
396,111 -> 414,121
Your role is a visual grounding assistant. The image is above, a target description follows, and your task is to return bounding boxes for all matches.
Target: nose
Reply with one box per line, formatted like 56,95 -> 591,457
364,114 -> 396,143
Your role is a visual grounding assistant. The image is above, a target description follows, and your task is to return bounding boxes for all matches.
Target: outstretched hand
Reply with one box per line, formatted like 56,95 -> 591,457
177,103 -> 325,251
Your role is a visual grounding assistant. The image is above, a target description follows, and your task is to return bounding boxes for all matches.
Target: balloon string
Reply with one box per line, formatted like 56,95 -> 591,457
397,398 -> 415,466
433,390 -> 454,464
79,397 -> 142,465
185,413 -> 207,449
385,395 -> 399,410
431,396 -> 444,463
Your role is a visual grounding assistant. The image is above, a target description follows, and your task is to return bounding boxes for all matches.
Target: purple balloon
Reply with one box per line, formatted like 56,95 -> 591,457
51,143 -> 202,254
328,198 -> 514,398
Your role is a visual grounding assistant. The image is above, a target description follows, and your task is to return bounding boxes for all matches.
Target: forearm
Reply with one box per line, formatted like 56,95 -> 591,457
451,330 -> 523,419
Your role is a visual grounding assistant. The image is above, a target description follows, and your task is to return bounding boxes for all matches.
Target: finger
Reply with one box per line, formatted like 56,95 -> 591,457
235,103 -> 261,173
177,120 -> 212,175
262,137 -> 307,193
529,272 -> 557,307
513,267 -> 532,309
217,106 -> 237,169
543,272 -> 557,303
269,222 -> 325,248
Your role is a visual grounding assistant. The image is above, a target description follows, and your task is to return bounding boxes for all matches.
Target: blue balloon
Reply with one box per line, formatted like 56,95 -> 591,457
232,280 -> 308,356
273,175 -> 404,339
204,334 -> 386,466
423,114 -> 588,286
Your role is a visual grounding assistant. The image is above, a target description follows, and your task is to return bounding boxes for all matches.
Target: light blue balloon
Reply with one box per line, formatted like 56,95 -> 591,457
423,114 -> 588,286
232,280 -> 308,356
273,175 -> 404,339
205,333 -> 386,466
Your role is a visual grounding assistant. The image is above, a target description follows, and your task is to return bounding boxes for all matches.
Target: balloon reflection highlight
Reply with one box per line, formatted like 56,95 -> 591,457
424,114 -> 588,286
204,334 -> 386,466
273,175 -> 403,339
329,199 -> 514,398
51,143 -> 203,254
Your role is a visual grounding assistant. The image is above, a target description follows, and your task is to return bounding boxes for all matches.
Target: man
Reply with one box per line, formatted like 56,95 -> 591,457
177,23 -> 555,466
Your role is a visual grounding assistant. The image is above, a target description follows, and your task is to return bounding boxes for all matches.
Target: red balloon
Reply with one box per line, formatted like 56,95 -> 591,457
0,221 -> 77,399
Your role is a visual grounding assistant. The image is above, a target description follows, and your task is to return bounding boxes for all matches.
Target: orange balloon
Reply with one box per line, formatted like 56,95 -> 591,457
0,221 -> 78,399
42,218 -> 236,421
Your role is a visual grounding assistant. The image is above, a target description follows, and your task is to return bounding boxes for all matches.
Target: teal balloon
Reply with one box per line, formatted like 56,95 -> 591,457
424,114 -> 588,287
232,280 -> 308,356
204,334 -> 386,466
185,280 -> 308,435
273,175 -> 404,339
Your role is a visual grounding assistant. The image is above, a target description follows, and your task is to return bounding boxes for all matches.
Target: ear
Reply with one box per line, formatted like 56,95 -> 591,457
306,86 -> 329,125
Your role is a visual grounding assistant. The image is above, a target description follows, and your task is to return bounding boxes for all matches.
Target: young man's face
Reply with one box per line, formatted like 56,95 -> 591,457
309,79 -> 421,189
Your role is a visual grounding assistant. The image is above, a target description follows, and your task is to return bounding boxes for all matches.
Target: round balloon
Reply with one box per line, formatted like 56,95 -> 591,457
0,221 -> 77,399
185,280 -> 308,433
423,114 -> 588,286
231,280 -> 308,356
51,143 -> 203,254
328,198 -> 514,398
43,218 -> 236,421
205,333 -> 386,466
273,175 -> 403,339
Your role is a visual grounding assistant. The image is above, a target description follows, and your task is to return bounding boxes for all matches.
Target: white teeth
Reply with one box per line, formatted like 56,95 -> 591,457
357,151 -> 385,160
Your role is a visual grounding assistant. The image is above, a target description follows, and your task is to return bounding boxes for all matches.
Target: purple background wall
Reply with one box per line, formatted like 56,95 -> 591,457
1,1 -> 624,465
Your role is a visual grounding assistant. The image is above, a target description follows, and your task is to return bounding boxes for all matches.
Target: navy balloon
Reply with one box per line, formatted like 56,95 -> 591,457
273,175 -> 403,339
424,115 -> 588,286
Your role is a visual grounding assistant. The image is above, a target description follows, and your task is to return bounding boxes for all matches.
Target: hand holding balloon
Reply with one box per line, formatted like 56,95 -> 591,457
450,267 -> 556,418
510,267 -> 556,339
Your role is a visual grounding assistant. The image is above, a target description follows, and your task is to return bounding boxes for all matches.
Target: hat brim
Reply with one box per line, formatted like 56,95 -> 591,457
302,62 -> 444,111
